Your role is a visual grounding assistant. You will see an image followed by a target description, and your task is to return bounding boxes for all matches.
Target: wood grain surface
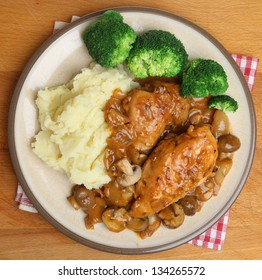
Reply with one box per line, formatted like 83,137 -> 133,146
0,0 -> 261,260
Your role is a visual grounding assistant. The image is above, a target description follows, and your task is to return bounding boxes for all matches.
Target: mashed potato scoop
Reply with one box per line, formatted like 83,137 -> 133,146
32,62 -> 138,188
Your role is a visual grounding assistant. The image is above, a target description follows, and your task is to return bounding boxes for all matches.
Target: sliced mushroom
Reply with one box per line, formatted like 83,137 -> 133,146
119,165 -> 142,187
126,145 -> 148,165
102,208 -> 129,233
178,195 -> 200,215
138,214 -> 161,239
212,110 -> 230,138
218,152 -> 232,161
115,158 -> 134,175
102,181 -> 134,207
194,183 -> 214,202
214,158 -> 233,186
158,203 -> 185,229
126,217 -> 149,232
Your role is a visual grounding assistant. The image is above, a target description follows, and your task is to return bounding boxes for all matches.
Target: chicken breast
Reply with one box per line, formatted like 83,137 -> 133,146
129,125 -> 218,218
122,81 -> 190,153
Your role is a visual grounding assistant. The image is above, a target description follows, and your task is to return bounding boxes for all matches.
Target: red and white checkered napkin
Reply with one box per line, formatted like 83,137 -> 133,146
15,18 -> 259,250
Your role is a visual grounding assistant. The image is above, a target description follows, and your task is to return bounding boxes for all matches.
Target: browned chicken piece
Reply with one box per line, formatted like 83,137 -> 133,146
122,82 -> 190,153
129,125 -> 218,218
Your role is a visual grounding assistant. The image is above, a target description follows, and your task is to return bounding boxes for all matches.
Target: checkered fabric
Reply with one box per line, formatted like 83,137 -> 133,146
15,17 -> 259,250
231,54 -> 259,92
187,211 -> 229,250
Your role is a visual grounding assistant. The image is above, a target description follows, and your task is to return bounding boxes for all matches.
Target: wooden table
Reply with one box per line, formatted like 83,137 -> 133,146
1,0 -> 261,260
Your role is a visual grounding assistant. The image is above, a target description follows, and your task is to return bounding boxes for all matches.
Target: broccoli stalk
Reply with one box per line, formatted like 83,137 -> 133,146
83,10 -> 137,68
208,95 -> 238,112
127,30 -> 188,78
181,58 -> 229,97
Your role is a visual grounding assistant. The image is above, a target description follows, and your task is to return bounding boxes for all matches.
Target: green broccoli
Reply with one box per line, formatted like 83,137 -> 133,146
101,9 -> 123,22
181,58 -> 229,98
208,95 -> 238,112
127,30 -> 188,78
82,10 -> 136,68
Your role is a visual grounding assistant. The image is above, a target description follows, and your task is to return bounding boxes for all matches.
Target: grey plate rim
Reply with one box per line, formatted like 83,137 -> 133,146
8,6 -> 256,255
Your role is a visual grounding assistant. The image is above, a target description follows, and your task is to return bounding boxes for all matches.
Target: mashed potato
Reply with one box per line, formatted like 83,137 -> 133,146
32,62 -> 139,188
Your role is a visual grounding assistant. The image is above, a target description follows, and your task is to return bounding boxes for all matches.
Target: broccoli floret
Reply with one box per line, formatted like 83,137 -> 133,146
83,10 -> 136,67
181,58 -> 229,97
127,30 -> 188,78
208,95 -> 238,112
101,10 -> 123,22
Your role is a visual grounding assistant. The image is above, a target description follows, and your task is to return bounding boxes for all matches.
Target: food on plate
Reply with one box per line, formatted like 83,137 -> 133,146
208,95 -> 239,112
82,10 -> 188,78
67,78 -> 240,237
32,9 -> 241,238
181,58 -> 229,98
211,110 -> 230,138
129,125 -> 218,218
217,134 -> 241,153
32,62 -> 138,188
158,203 -> 185,229
82,10 -> 136,68
127,30 -> 188,78
104,81 -> 190,158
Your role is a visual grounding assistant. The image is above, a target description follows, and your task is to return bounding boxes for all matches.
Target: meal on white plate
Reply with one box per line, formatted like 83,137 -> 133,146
32,10 -> 240,238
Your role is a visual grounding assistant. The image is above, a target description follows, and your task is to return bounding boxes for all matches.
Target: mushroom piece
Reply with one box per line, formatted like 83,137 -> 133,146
218,134 -> 241,153
214,158 -> 233,186
178,195 -> 200,215
158,203 -> 185,229
126,217 -> 149,232
194,176 -> 215,202
115,158 -> 134,175
119,165 -> 142,187
189,110 -> 202,125
126,145 -> 148,165
71,184 -> 96,209
102,181 -> 135,207
217,152 -> 232,161
212,110 -> 230,138
138,214 -> 161,239
102,208 -> 129,233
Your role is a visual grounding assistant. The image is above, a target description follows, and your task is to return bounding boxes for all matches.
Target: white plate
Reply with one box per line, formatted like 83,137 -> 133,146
8,7 -> 256,254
